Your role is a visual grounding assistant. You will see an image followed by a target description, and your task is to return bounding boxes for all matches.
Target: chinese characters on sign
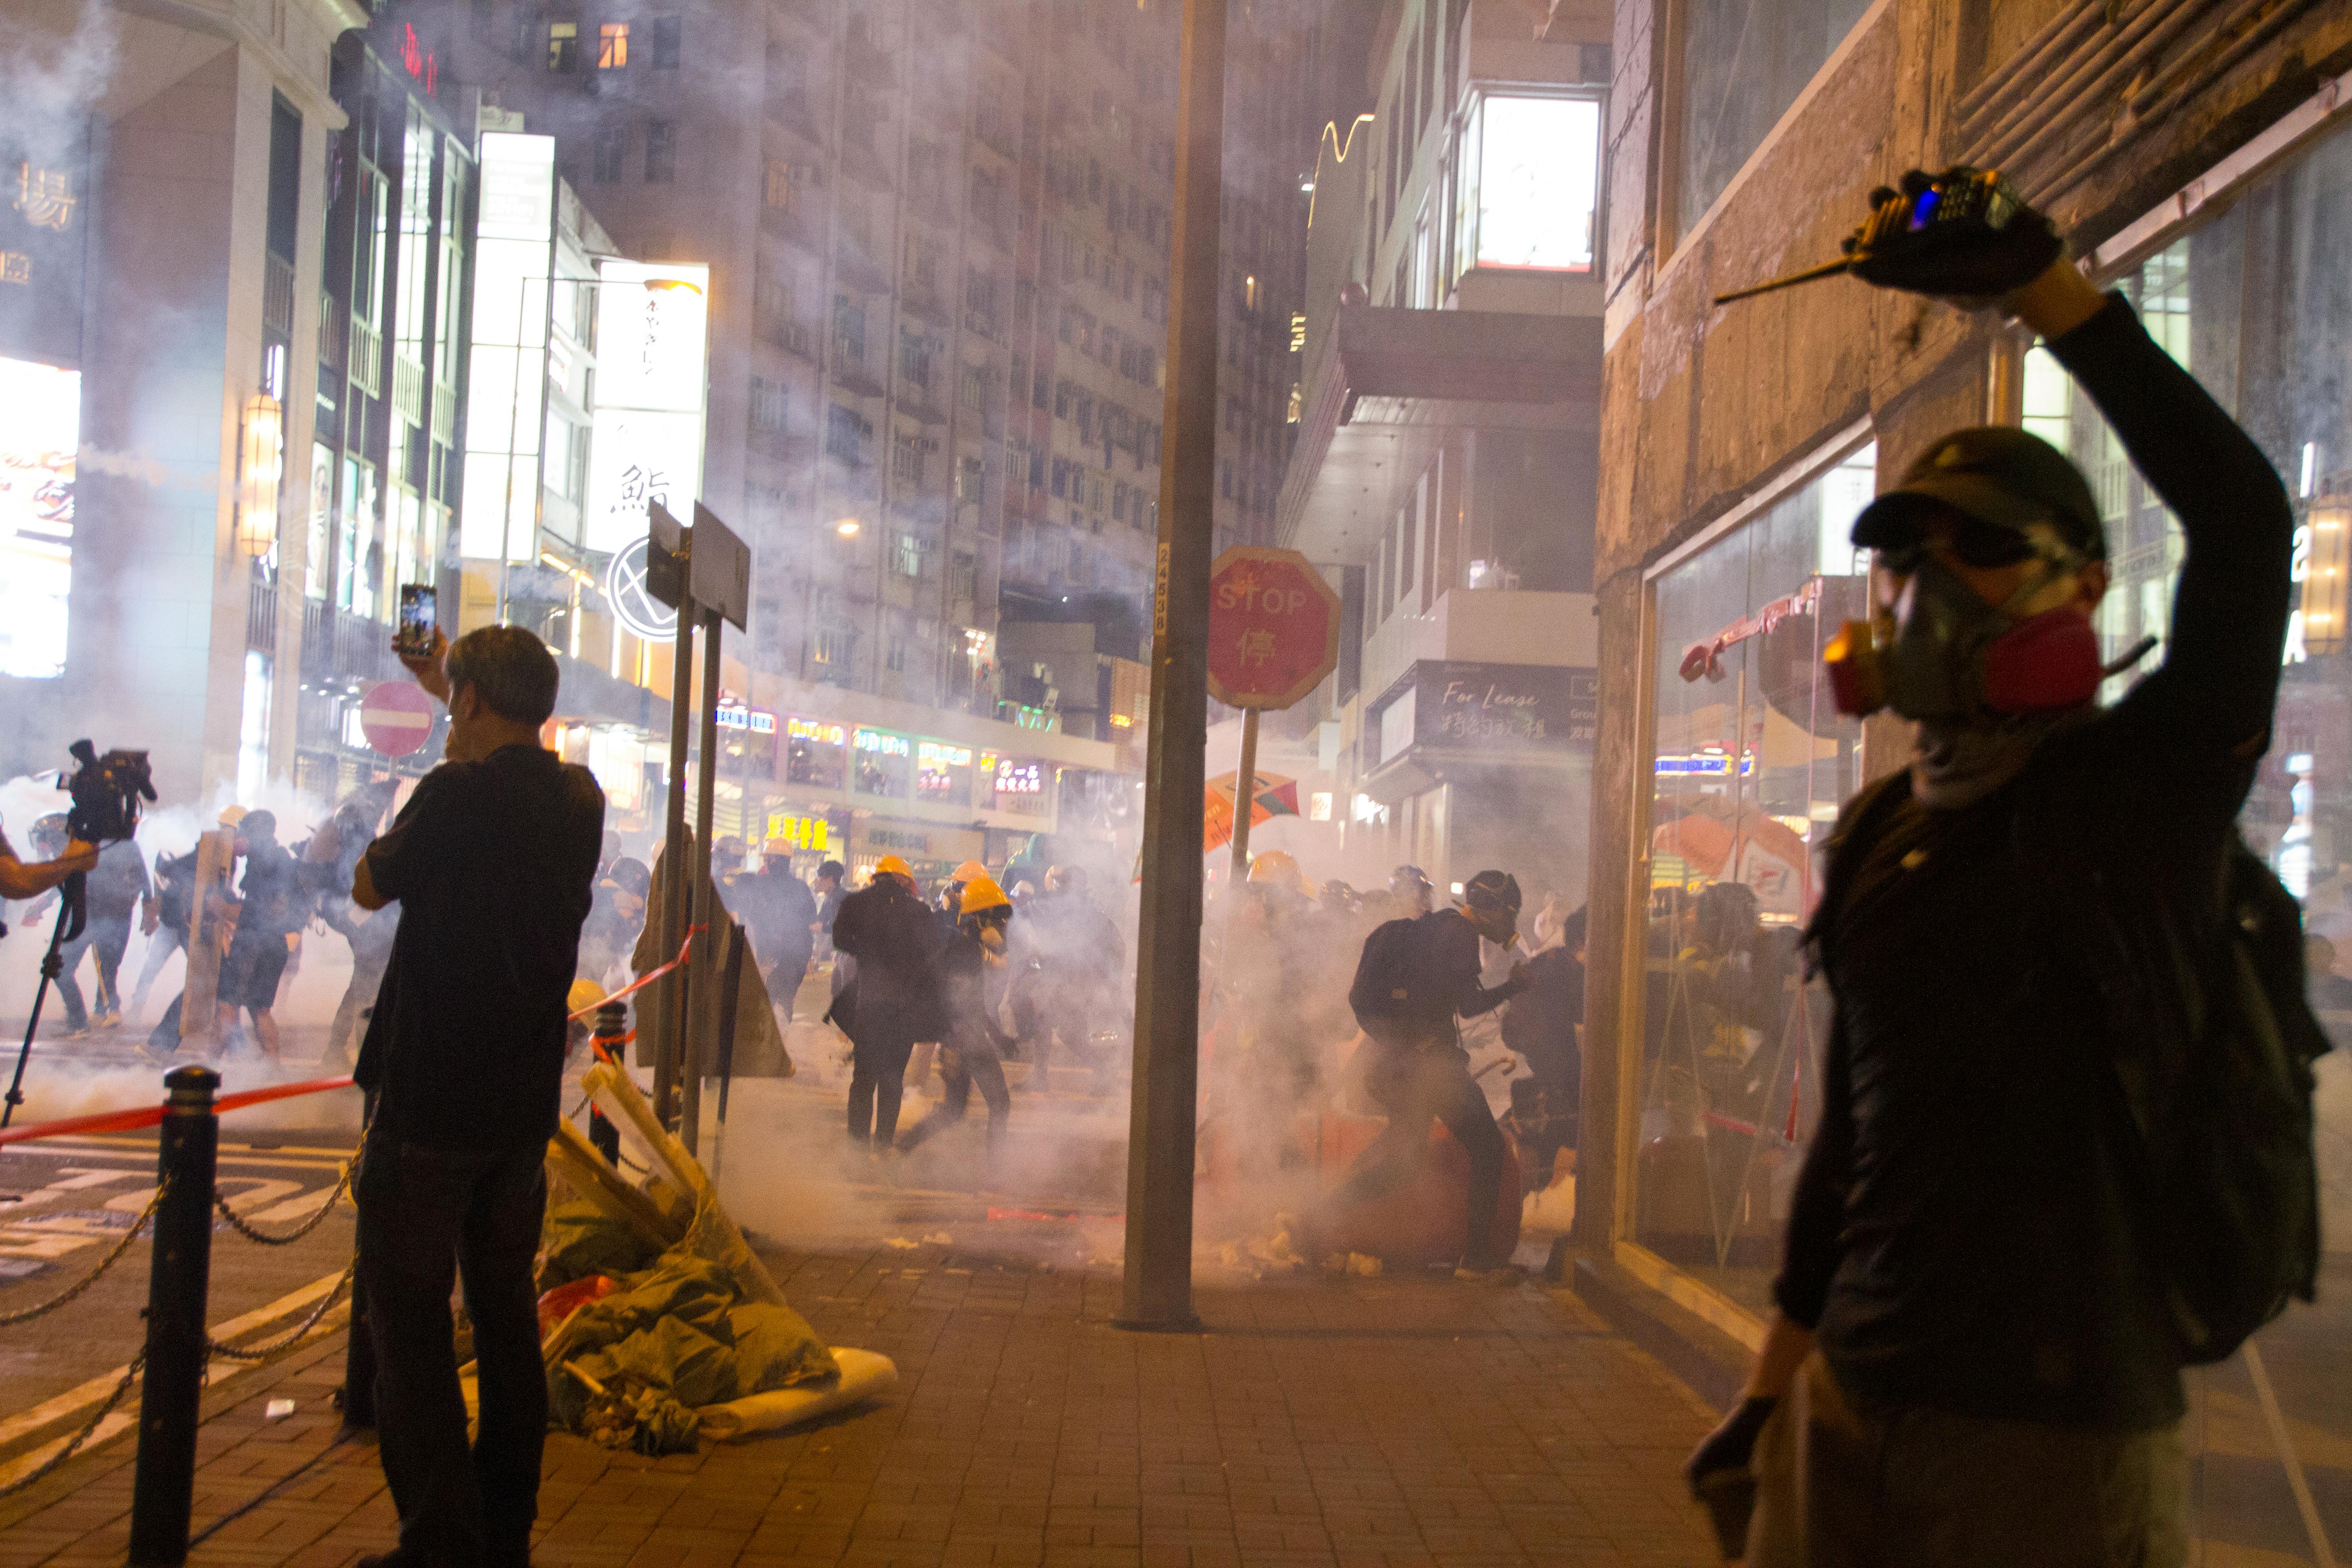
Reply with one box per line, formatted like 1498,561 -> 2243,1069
1379,662 -> 1599,760
13,165 -> 74,233
1203,546 -> 1341,710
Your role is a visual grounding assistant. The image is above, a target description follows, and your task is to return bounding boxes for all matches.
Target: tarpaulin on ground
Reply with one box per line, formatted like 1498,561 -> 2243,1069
541,1201 -> 838,1454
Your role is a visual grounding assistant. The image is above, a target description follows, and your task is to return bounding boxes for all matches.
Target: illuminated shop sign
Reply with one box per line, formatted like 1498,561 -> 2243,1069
918,740 -> 973,767
993,758 -> 1045,794
764,811 -> 830,851
1654,754 -> 1754,777
0,356 -> 79,679
716,701 -> 776,735
854,728 -> 910,756
585,258 -> 709,553
787,717 -> 845,745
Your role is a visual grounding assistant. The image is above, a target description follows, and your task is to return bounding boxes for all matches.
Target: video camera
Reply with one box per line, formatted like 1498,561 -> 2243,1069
62,738 -> 157,845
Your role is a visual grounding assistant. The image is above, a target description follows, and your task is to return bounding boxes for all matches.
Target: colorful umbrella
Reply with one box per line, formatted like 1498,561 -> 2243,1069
1202,771 -> 1300,855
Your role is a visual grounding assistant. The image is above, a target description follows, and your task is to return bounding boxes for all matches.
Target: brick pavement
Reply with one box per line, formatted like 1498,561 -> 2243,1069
0,1247 -> 1723,1568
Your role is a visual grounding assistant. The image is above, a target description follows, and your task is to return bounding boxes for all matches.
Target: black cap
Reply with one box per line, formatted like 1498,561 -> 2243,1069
1852,426 -> 2105,561
1461,870 -> 1521,916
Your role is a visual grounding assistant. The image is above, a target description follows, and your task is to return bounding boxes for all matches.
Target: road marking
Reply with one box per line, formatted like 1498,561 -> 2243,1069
0,1267 -> 352,1459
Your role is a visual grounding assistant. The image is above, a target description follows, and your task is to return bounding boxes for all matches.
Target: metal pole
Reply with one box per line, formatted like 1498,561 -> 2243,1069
1117,0 -> 1225,1334
129,1067 -> 220,1568
1225,707 -> 1260,887
590,1002 -> 626,1164
656,574 -> 698,1131
680,606 -> 724,1155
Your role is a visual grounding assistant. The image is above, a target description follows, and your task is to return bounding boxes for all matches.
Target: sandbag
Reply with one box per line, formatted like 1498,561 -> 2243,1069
696,1348 -> 900,1442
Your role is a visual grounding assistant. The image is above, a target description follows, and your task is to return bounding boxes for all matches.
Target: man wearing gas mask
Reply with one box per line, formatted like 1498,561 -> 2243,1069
1687,172 -> 2295,1567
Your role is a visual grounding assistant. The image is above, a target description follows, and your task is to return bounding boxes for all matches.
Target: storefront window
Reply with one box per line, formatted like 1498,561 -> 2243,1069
916,739 -> 974,806
1633,441 -> 1874,1310
784,716 -> 846,789
853,726 -> 912,798
1450,93 -> 1602,276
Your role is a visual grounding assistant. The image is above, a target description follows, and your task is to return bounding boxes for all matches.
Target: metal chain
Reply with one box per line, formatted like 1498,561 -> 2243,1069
0,1352 -> 143,1499
0,1181 -> 168,1329
214,1127 -> 365,1248
206,1262 -> 354,1363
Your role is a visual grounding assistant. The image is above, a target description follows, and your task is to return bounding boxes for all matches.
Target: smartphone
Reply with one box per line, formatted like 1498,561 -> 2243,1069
395,583 -> 437,657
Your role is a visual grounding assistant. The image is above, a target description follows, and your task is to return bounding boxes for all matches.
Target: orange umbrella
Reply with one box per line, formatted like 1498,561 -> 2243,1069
1202,771 -> 1300,854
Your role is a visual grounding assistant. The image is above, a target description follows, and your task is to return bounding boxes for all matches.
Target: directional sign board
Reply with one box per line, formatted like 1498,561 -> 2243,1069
359,680 -> 436,757
1205,546 -> 1341,710
691,502 -> 749,631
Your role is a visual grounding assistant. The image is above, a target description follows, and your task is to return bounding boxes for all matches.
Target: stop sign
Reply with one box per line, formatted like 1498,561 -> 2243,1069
359,680 -> 436,758
1205,546 -> 1340,710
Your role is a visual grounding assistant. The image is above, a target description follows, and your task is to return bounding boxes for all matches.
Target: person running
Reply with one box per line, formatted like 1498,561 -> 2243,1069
1311,869 -> 1530,1277
218,810 -> 301,1061
54,837 -> 150,1036
898,875 -> 1018,1164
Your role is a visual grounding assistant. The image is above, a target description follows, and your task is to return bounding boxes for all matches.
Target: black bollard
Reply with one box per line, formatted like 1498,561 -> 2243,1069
129,1066 -> 220,1568
588,1001 -> 626,1165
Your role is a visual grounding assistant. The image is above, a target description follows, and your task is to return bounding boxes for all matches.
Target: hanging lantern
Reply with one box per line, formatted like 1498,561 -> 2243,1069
237,392 -> 284,555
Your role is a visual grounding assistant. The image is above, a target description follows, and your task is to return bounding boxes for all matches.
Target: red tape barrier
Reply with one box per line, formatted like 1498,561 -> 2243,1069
0,1075 -> 357,1151
0,930 -> 702,1151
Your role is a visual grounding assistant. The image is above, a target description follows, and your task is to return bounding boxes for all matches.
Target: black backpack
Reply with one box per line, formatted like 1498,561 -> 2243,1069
1820,772 -> 2328,1366
1349,915 -> 1438,1030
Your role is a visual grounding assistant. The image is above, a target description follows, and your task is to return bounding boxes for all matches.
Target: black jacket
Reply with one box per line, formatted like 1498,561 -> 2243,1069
1779,297 -> 2293,1428
830,881 -> 945,1044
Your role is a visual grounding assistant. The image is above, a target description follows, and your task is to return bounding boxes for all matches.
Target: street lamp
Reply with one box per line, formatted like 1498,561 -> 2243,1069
237,393 -> 285,557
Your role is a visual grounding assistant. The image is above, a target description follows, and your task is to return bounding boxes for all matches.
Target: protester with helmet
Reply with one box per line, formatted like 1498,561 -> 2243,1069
827,854 -> 944,1152
1686,206 -> 2300,1563
898,876 -> 1018,1161
1315,868 -> 1531,1278
1390,864 -> 1435,917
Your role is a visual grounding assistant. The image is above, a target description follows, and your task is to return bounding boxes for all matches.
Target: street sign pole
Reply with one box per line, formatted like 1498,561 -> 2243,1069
652,503 -> 695,1132
680,503 -> 750,1156
1226,708 -> 1260,887
1118,0 -> 1226,1334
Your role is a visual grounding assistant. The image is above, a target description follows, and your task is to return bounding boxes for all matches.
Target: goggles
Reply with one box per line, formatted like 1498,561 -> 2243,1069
1873,514 -> 2060,574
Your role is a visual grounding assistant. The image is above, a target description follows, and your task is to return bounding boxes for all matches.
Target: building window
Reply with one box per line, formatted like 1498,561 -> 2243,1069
764,160 -> 804,211
1112,480 -> 1127,521
750,375 -> 787,433
1453,93 -> 1602,273
1050,458 -> 1069,499
892,431 -> 926,486
1676,0 -> 1869,239
957,453 -> 985,504
960,364 -> 988,414
825,402 -> 871,465
597,21 -> 628,67
1029,448 -> 1045,490
649,15 -> 682,67
1053,380 -> 1071,418
892,532 -> 926,578
593,126 -> 627,184
546,20 -> 578,70
645,119 -> 676,182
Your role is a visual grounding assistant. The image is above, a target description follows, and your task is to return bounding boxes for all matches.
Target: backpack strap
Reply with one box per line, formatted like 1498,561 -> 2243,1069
1802,768 -> 1914,980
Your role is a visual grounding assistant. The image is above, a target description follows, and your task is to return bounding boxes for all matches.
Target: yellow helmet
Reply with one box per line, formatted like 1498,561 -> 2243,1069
1247,849 -> 1302,890
567,979 -> 607,1017
960,875 -> 1013,916
763,837 -> 797,859
951,859 -> 990,883
873,853 -> 914,881
217,804 -> 248,827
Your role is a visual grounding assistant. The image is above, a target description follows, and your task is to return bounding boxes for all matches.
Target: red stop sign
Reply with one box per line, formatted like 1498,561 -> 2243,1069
1205,546 -> 1340,710
359,680 -> 436,758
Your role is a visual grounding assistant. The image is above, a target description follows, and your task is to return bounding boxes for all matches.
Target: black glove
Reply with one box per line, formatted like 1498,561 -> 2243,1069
1686,1396 -> 1778,1560
1843,167 -> 2062,299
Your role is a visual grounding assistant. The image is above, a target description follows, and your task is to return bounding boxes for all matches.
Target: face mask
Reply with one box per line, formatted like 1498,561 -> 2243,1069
1826,554 -> 2101,720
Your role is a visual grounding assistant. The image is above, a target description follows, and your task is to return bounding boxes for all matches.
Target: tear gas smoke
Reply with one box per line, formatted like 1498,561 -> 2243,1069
0,0 -> 119,171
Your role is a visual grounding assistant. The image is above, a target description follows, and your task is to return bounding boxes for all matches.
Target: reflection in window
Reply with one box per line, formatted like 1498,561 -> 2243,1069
1633,440 -> 1875,1312
1676,0 -> 1872,238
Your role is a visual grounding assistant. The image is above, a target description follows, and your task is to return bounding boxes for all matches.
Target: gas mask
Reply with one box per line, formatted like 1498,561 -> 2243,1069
1826,552 -> 2102,722
974,921 -> 1009,965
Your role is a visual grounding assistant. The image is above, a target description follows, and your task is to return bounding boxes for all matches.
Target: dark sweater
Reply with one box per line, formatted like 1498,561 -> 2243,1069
1776,296 -> 2292,1428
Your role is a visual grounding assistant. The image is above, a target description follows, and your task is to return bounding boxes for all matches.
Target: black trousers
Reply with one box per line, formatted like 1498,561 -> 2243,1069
898,1039 -> 1011,1154
358,1135 -> 548,1568
1329,1045 -> 1506,1267
848,1033 -> 917,1145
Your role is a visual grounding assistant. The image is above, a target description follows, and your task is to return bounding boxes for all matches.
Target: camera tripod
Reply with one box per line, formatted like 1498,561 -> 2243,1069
2,871 -> 85,1130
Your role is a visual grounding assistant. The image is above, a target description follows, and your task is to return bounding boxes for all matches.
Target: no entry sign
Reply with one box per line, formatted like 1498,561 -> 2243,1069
359,680 -> 436,757
1205,547 -> 1340,710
